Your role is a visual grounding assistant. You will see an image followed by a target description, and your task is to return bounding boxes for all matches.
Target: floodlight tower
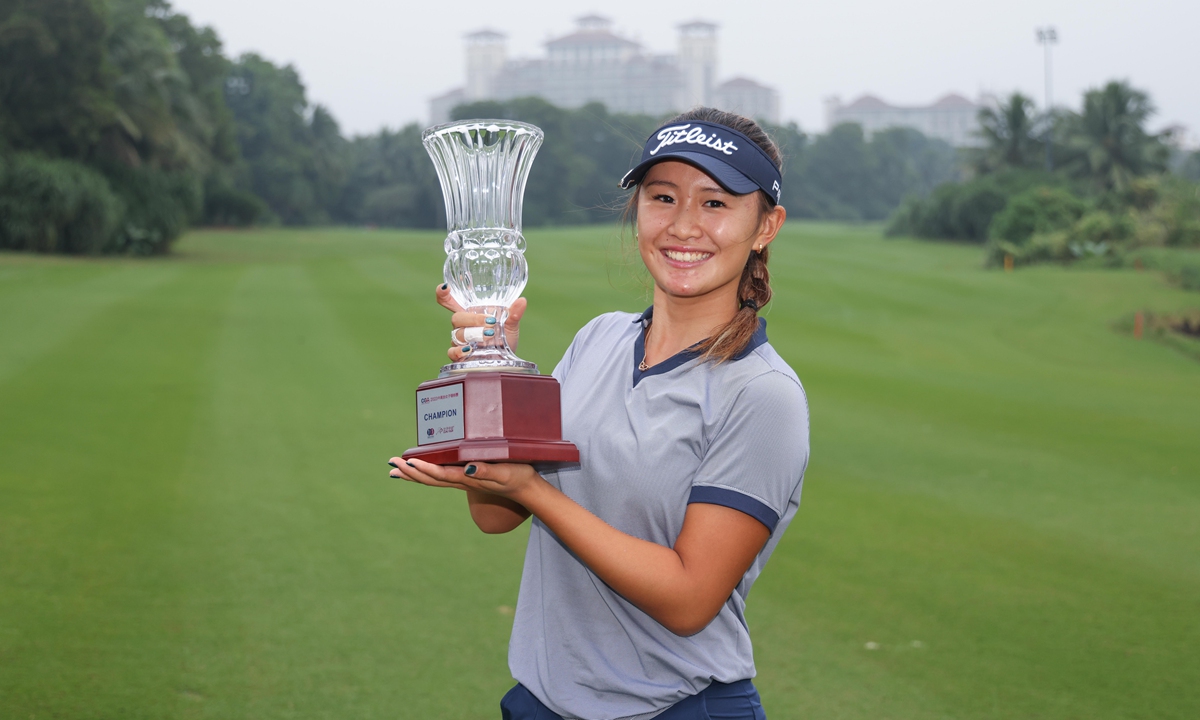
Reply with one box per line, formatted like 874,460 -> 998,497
1036,26 -> 1058,170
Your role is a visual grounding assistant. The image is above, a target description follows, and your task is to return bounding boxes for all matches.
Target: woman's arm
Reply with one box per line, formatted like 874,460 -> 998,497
466,489 -> 530,533
394,459 -> 769,636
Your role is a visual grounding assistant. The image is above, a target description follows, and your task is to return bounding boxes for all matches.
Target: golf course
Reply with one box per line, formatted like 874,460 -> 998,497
1,223 -> 1197,719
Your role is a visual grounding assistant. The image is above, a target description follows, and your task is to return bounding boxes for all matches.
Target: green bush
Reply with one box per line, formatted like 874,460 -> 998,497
0,153 -> 122,253
1072,211 -> 1134,244
886,180 -> 1009,242
886,170 -> 1063,243
986,208 -> 1137,268
202,181 -> 269,227
1155,177 -> 1200,247
989,186 -> 1087,244
102,164 -> 202,255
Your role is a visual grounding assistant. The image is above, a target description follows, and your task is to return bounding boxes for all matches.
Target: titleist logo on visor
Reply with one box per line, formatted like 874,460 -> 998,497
649,124 -> 739,156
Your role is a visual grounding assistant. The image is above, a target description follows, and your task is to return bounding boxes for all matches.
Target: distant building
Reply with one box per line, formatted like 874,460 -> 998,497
430,15 -> 780,125
713,78 -> 780,128
825,93 -> 983,147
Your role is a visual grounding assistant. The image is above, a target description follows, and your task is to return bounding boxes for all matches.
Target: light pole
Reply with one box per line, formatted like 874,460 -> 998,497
1037,26 -> 1058,171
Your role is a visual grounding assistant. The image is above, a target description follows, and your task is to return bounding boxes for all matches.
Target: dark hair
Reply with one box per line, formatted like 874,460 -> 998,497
623,107 -> 782,364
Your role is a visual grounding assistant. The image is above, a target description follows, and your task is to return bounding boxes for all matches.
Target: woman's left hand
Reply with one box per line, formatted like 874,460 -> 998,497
388,457 -> 544,501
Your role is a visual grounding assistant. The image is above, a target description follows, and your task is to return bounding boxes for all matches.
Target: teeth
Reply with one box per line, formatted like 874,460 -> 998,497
664,250 -> 711,262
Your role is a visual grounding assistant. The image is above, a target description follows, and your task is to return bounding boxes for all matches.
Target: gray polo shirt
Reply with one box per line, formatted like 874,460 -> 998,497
509,308 -> 810,720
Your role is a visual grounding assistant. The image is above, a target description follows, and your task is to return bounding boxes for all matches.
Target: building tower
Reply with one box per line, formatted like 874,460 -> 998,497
465,29 -> 506,101
678,21 -> 718,109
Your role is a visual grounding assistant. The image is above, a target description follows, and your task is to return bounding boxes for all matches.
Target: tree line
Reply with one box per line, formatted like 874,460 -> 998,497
0,0 -> 968,255
5,1 -> 1198,257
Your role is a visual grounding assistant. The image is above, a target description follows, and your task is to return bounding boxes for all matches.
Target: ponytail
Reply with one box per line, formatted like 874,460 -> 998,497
695,245 -> 772,364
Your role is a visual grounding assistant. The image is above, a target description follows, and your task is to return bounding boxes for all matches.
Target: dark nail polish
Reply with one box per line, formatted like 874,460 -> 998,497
462,345 -> 472,352
485,316 -> 497,325
465,464 -> 477,476
484,328 -> 495,337
388,461 -> 399,468
406,461 -> 415,468
440,283 -> 448,290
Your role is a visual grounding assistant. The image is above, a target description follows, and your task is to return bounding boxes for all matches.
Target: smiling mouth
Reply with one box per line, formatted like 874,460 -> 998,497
663,249 -> 713,263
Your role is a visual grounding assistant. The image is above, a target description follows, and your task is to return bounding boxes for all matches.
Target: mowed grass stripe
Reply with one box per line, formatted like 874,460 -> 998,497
165,261 -> 526,718
0,263 -> 240,717
0,262 -> 180,384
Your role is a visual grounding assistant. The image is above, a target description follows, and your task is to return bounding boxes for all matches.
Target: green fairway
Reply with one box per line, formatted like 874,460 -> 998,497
1,224 -> 1197,719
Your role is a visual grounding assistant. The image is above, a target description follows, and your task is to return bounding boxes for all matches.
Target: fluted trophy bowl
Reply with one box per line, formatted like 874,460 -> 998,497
422,119 -> 543,377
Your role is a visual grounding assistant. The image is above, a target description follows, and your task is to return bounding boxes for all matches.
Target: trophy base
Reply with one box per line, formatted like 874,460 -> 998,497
403,438 -> 581,466
402,372 -> 580,467
440,358 -> 538,377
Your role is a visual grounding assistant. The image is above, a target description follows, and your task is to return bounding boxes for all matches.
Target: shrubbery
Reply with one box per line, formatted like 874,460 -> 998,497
989,186 -> 1086,244
885,170 -> 1061,242
0,153 -> 207,255
888,82 -> 1199,281
983,177 -> 1200,268
0,154 -> 122,254
202,179 -> 270,227
102,164 -> 203,254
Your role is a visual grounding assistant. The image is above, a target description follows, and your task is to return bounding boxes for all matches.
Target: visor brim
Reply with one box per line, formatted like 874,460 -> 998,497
620,151 -> 763,197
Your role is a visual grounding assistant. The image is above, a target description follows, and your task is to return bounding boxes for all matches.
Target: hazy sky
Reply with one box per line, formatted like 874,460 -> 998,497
172,0 -> 1199,144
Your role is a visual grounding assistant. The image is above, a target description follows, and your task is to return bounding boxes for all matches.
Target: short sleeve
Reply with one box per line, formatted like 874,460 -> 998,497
551,313 -> 618,384
688,371 -> 809,532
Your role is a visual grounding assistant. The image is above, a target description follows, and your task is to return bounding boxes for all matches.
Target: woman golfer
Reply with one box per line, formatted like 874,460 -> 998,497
390,108 -> 809,720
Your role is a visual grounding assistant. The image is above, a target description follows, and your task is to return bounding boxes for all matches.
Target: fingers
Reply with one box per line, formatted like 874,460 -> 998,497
447,344 -> 473,362
451,311 -> 497,333
506,298 -> 527,330
435,283 -> 466,313
389,457 -> 467,489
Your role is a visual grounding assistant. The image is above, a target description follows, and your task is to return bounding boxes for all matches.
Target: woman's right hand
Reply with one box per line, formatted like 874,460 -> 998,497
436,283 -> 527,363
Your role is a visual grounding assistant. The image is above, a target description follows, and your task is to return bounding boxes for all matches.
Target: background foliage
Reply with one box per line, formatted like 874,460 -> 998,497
1,0 -> 964,254
2,1 -> 1198,258
886,81 -> 1200,283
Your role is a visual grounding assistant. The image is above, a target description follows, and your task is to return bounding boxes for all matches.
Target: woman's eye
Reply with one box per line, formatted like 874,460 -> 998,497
704,199 -> 727,208
653,194 -> 675,204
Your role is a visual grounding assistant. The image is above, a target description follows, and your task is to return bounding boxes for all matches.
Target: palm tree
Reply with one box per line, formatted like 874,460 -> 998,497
1063,81 -> 1169,193
972,93 -> 1042,173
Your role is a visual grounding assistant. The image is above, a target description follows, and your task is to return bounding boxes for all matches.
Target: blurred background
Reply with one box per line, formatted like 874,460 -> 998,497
0,1 -> 1197,718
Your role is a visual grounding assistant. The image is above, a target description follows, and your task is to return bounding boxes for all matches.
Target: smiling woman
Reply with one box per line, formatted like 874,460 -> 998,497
390,108 -> 809,720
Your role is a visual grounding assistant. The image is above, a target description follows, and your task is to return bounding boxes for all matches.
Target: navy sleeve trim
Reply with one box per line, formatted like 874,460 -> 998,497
688,485 -> 780,533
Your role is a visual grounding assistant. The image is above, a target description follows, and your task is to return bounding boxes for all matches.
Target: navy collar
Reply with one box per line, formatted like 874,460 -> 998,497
631,306 -> 768,387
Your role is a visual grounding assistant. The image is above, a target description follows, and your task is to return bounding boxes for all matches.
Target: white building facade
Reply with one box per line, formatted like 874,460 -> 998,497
825,94 -> 983,147
430,15 -> 780,125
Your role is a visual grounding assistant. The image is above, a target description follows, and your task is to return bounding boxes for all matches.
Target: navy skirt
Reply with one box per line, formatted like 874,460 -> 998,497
500,679 -> 767,720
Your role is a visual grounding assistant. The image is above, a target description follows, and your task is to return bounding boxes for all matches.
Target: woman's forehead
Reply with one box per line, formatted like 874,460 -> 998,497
643,160 -> 726,189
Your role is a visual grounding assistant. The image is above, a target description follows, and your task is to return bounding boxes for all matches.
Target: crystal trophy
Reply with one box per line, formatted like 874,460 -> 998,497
402,120 -> 579,466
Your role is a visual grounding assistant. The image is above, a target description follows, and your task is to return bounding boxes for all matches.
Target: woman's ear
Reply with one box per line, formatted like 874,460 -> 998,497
757,204 -> 787,249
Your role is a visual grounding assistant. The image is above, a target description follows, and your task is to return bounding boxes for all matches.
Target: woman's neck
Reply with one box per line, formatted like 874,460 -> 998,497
644,284 -> 739,365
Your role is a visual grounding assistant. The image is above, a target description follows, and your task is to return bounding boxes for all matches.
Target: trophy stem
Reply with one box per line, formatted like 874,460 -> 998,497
440,304 -> 538,377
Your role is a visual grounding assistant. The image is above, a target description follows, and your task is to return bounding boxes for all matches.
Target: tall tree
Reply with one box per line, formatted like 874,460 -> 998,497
1063,80 -> 1169,193
0,0 -> 115,158
224,53 -> 346,224
972,92 -> 1042,173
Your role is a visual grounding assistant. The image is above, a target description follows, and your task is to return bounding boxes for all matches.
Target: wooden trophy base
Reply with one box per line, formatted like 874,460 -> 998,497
402,372 -> 579,466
